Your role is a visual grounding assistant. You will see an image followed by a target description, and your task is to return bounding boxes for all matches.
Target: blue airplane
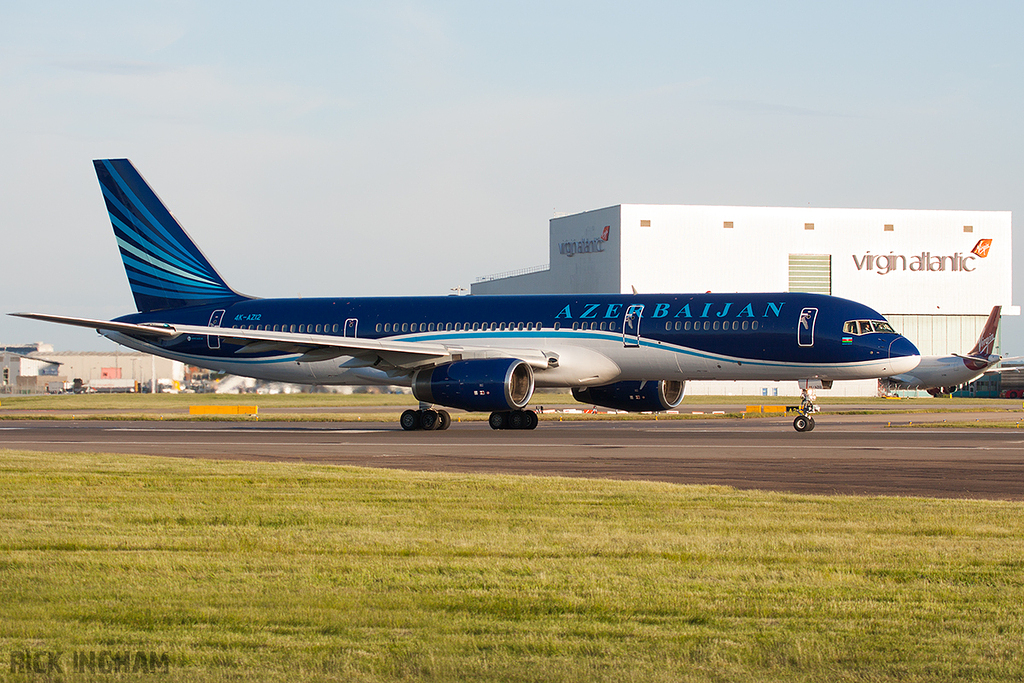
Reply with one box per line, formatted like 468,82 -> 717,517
14,159 -> 921,432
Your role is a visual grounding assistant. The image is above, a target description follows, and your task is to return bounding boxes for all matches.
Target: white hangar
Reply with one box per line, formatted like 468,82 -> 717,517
472,204 -> 1017,396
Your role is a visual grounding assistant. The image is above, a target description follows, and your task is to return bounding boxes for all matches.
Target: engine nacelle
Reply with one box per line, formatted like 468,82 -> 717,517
572,380 -> 685,412
412,358 -> 535,412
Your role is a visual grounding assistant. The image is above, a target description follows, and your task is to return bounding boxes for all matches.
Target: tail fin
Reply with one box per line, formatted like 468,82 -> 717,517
94,159 -> 248,313
968,306 -> 1001,358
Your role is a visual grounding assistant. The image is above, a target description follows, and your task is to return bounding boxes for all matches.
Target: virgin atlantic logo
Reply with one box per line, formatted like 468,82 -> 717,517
852,239 -> 993,275
558,226 -> 611,258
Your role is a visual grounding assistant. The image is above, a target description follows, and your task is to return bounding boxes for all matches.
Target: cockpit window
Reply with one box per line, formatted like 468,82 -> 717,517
843,319 -> 898,336
871,321 -> 896,334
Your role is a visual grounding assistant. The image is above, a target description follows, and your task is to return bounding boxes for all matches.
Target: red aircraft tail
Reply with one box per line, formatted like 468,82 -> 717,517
968,306 -> 1001,358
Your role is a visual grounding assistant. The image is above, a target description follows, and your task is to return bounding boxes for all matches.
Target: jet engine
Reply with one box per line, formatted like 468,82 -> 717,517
572,380 -> 685,412
412,358 -> 535,412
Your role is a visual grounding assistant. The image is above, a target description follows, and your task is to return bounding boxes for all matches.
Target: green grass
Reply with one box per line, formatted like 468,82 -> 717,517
898,420 -> 1024,429
2,450 -> 1024,681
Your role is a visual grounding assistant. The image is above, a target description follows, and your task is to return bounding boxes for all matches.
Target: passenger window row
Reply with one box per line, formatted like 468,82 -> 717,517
375,321 -> 629,334
665,320 -> 759,332
376,321 -> 546,334
230,320 -> 645,336
570,321 -> 617,331
232,323 -> 337,333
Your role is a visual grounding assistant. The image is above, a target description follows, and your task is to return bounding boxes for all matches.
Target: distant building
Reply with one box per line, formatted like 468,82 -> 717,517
473,204 -> 1017,396
1,351 -> 62,393
0,346 -> 185,394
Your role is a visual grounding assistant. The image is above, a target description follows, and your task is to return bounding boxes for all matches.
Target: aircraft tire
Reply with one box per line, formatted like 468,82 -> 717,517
525,410 -> 538,430
420,409 -> 439,430
793,415 -> 810,432
437,410 -> 451,430
400,409 -> 420,431
806,416 -> 815,432
509,410 -> 526,430
489,411 -> 508,430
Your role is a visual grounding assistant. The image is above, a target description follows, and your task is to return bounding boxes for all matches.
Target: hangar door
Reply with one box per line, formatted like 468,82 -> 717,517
788,254 -> 831,295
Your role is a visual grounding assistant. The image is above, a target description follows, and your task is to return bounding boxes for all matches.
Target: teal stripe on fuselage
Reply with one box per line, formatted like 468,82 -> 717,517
186,328 -> 863,372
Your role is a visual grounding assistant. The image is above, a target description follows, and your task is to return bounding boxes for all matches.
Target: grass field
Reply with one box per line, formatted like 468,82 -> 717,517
2,449 -> 1023,681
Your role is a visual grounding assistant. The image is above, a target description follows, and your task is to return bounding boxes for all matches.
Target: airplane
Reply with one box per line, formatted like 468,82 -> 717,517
881,306 -> 1019,396
12,159 -> 921,433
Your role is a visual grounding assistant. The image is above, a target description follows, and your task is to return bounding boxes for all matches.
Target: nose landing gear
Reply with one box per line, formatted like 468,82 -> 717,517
793,385 -> 821,432
793,413 -> 815,432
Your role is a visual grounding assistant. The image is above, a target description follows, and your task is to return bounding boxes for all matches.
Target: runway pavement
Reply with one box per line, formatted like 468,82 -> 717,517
3,413 -> 1024,500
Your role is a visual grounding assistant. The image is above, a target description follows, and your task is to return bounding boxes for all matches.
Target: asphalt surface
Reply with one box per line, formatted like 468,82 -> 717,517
3,412 -> 1024,500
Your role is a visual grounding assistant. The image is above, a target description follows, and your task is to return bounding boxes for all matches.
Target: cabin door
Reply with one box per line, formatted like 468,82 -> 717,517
343,318 -> 358,337
797,307 -> 818,347
622,304 -> 644,347
207,309 -> 225,349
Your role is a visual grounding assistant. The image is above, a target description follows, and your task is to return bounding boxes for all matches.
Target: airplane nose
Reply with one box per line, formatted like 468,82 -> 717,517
887,336 -> 921,375
888,336 -> 919,359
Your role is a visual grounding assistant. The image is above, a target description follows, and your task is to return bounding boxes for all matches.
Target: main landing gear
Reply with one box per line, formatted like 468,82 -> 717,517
793,414 -> 815,432
793,386 -> 821,433
400,409 -> 452,431
489,410 -> 539,430
400,408 -> 538,431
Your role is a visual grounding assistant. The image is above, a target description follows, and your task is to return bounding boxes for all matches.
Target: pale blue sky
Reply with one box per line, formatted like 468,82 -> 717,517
3,1 -> 1022,351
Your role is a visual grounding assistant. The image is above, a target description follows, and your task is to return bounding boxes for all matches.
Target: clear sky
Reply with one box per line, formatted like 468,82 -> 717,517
2,1 -> 1022,353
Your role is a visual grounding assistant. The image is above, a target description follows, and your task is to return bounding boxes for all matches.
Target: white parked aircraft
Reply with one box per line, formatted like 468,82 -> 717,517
882,306 -> 1019,396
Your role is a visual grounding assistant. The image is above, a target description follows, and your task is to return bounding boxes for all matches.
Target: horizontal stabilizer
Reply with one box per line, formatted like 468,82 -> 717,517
952,353 -> 992,364
10,312 -> 179,338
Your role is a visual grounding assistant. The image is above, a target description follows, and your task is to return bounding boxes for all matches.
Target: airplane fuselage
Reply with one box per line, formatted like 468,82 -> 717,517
886,356 -> 992,392
108,292 -> 920,389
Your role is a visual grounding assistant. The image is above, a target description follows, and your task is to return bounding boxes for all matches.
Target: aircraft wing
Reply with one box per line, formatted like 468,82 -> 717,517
10,312 -> 557,374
